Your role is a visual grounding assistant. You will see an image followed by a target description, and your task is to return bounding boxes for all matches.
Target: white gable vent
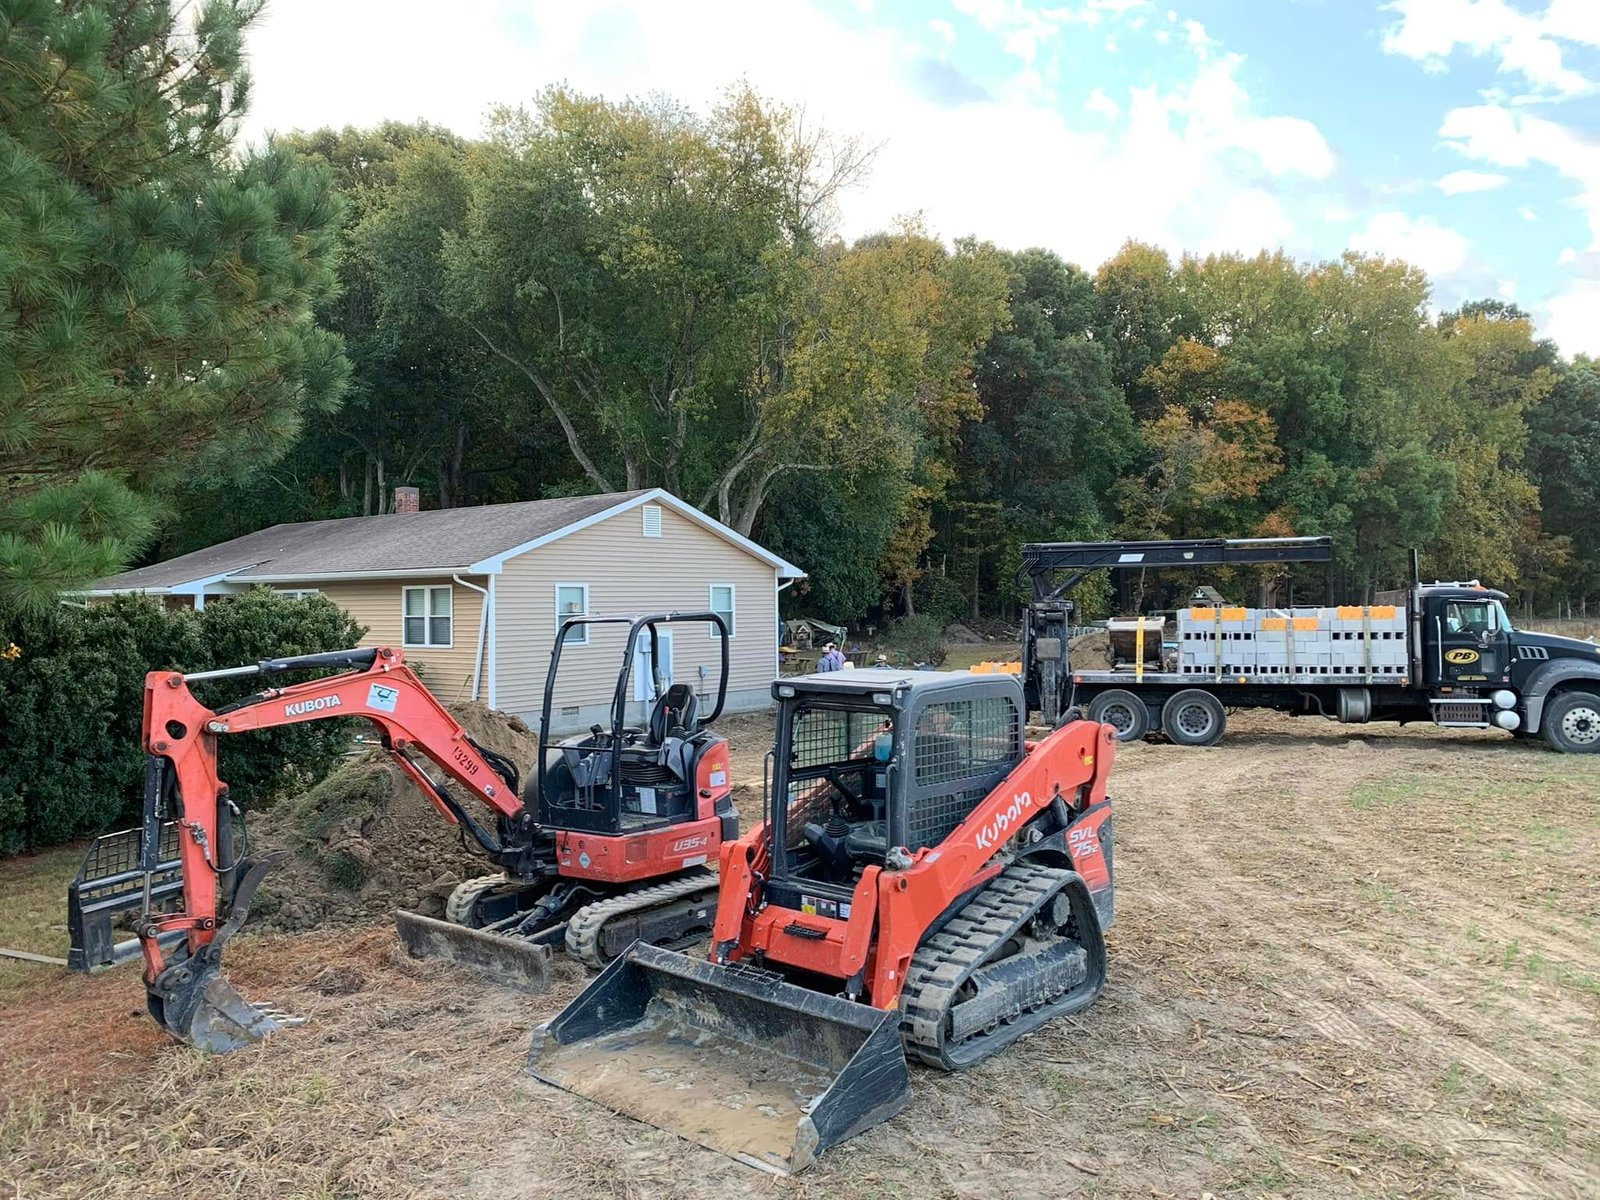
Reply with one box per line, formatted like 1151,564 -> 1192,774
642,504 -> 663,538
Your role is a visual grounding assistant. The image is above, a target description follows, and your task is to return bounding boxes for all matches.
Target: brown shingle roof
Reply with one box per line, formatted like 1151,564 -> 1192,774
96,491 -> 654,591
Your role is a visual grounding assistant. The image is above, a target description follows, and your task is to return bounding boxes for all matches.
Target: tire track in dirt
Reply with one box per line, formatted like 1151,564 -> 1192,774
1107,730 -> 1600,1199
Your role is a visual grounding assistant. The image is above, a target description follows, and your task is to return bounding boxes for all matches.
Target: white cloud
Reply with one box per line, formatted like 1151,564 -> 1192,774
1440,103 -> 1600,246
238,0 -> 1340,272
1085,86 -> 1121,118
1497,279 -> 1518,299
1558,246 -> 1578,264
930,17 -> 957,44
1519,205 -> 1538,220
1382,0 -> 1595,98
1184,19 -> 1214,58
1541,279 -> 1600,357
1435,168 -> 1511,194
1348,211 -> 1473,277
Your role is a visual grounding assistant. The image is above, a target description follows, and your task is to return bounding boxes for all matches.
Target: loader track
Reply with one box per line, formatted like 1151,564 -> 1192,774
900,859 -> 1102,1070
564,868 -> 719,969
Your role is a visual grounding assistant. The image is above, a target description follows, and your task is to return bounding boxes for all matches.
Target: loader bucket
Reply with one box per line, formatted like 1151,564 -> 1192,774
528,942 -> 910,1174
392,910 -> 552,992
147,953 -> 306,1054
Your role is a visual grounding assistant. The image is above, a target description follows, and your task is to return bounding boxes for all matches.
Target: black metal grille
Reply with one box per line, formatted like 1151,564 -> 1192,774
789,707 -> 883,769
784,707 -> 885,849
913,697 -> 1019,786
907,783 -> 988,851
75,822 -> 180,884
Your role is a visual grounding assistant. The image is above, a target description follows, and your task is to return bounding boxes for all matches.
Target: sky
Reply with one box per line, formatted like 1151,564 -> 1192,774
241,0 -> 1600,358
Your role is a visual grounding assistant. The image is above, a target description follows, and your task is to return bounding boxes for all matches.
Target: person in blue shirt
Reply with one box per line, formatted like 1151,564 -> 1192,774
817,641 -> 846,672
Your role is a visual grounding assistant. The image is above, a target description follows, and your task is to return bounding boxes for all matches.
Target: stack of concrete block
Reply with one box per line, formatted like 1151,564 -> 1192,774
1178,605 -> 1409,681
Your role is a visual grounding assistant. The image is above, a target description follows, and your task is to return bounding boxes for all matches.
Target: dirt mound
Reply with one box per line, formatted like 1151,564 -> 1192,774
942,622 -> 986,645
1068,629 -> 1114,670
250,702 -> 540,932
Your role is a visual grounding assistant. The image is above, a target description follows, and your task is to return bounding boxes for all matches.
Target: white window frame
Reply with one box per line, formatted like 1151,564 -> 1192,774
402,585 -> 454,649
273,588 -> 320,601
709,583 -> 736,638
642,504 -> 663,537
556,583 -> 590,645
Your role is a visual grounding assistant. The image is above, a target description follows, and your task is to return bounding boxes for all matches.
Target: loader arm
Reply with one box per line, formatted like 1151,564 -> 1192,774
713,716 -> 1117,1007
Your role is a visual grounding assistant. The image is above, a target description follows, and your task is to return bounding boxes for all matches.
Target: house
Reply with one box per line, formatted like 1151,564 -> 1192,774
90,488 -> 805,729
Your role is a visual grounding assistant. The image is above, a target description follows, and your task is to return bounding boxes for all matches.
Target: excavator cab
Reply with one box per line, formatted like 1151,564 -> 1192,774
532,612 -> 733,841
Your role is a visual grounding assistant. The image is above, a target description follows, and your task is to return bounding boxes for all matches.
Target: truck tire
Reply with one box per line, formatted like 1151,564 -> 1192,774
1541,690 -> 1600,753
1087,689 -> 1149,742
1161,689 -> 1227,747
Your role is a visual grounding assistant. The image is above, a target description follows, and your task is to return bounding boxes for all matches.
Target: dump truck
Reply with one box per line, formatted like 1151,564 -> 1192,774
530,668 -> 1116,1173
1022,537 -> 1600,752
66,612 -> 739,1051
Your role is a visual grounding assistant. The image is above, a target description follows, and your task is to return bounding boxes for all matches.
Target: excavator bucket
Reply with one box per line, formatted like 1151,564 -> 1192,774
528,942 -> 910,1174
392,909 -> 553,991
147,952 -> 307,1054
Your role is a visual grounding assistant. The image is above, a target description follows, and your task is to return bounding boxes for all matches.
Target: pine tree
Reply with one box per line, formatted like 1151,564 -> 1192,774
0,0 -> 349,612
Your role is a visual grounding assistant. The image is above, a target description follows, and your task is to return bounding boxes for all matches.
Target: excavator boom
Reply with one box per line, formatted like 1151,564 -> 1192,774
69,646 -> 552,1051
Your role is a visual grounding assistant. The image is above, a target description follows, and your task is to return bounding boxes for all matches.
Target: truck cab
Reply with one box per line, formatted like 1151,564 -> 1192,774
1409,582 -> 1600,751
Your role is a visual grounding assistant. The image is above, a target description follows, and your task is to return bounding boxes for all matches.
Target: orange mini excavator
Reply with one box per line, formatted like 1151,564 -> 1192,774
531,667 -> 1116,1173
67,612 -> 736,1052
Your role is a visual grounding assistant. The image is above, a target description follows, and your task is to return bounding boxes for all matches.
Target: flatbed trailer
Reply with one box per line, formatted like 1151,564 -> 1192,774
1021,538 -> 1600,754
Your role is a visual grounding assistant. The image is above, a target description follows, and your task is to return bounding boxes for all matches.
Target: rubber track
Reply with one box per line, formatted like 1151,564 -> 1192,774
445,873 -> 508,926
900,859 -> 1076,1069
564,868 -> 718,969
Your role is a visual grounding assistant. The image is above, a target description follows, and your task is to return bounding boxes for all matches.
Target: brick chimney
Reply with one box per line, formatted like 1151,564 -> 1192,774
393,486 -> 420,514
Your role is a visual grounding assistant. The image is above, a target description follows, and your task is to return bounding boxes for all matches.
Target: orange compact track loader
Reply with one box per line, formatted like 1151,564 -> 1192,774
67,612 -> 737,1052
530,668 -> 1116,1173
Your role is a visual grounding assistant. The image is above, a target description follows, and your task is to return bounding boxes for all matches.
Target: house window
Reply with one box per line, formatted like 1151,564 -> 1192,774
403,585 -> 452,648
709,584 -> 735,638
556,583 -> 589,645
642,504 -> 663,538
273,588 -> 320,601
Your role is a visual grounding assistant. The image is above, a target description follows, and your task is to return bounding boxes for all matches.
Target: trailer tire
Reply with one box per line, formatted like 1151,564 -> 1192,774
1541,690 -> 1600,753
1087,689 -> 1149,742
1161,689 -> 1227,747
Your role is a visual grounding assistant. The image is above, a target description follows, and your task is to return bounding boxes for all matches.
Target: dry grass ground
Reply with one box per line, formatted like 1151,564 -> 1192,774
3,710 -> 1597,1199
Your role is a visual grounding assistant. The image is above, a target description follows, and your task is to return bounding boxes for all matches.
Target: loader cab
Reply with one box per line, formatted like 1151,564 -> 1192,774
763,670 -> 1026,909
533,611 -> 730,837
1418,584 -> 1513,687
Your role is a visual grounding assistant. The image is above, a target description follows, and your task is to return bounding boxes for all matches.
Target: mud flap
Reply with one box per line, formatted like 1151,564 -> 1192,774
528,942 -> 910,1174
392,910 -> 552,992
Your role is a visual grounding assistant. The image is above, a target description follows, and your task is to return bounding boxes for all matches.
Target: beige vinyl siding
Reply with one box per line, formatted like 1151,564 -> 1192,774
494,505 -> 775,716
315,577 -> 487,704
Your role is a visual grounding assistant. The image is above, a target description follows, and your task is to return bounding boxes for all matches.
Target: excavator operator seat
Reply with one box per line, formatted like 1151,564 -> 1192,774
649,683 -> 700,744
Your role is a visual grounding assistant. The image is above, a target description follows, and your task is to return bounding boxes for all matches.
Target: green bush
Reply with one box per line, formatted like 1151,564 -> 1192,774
0,591 -> 366,853
912,573 -> 971,626
883,614 -> 946,666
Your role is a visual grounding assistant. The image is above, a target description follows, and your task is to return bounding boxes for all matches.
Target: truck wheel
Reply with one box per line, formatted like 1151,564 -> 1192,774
1161,689 -> 1227,747
1087,689 -> 1149,742
1541,690 -> 1600,753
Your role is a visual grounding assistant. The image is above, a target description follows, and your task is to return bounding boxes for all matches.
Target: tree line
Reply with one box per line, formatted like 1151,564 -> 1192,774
5,1 -> 1598,629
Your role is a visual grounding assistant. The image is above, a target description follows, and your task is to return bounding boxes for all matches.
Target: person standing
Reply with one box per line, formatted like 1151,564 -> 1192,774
817,641 -> 846,672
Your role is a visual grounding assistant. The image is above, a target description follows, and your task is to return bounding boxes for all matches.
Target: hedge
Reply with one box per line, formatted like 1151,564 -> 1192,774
0,590 -> 366,854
